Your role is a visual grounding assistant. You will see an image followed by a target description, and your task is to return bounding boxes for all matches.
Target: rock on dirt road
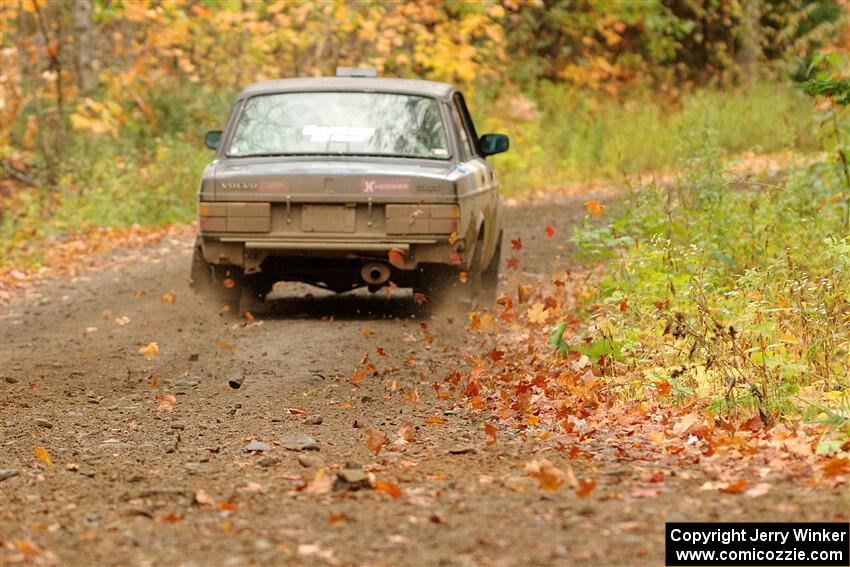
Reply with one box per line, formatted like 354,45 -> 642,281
1,195 -> 844,567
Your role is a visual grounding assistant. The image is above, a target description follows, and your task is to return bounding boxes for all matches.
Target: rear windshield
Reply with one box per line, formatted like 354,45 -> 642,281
227,92 -> 450,160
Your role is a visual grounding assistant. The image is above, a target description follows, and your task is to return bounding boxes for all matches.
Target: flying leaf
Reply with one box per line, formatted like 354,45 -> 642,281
216,339 -> 235,351
525,459 -> 575,492
425,416 -> 447,425
719,480 -> 748,494
511,237 -> 522,250
365,428 -> 388,455
160,513 -> 182,523
575,478 -> 597,498
194,489 -> 214,506
160,292 -> 176,303
413,292 -> 427,305
459,271 -> 468,283
34,446 -> 53,468
527,303 -> 551,324
744,482 -> 771,498
139,342 -> 159,360
374,480 -> 402,498
448,232 -> 458,245
155,393 -> 176,413
545,224 -> 555,238
403,388 -> 420,406
585,200 -> 604,216
222,278 -> 236,289
484,422 -> 497,445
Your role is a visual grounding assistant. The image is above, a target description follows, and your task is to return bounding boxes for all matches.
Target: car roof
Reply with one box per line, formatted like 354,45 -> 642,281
237,77 -> 455,100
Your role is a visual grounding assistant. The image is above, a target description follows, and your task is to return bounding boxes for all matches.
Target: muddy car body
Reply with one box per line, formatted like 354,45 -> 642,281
191,70 -> 508,305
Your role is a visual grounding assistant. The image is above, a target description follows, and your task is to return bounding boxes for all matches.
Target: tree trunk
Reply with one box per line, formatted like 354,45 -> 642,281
73,0 -> 95,92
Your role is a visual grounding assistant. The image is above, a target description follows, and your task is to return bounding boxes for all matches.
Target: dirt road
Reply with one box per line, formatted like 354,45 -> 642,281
0,195 -> 843,567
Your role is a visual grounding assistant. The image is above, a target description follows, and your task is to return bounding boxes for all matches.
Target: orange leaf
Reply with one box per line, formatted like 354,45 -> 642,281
484,422 -> 497,445
155,393 -> 176,413
216,339 -> 235,351
511,237 -> 522,250
448,231 -> 458,245
719,479 -> 748,494
403,388 -> 420,406
449,251 -> 462,266
575,479 -> 597,498
823,457 -> 850,477
506,257 -> 519,270
328,512 -> 350,523
160,292 -> 176,303
388,249 -> 406,266
459,271 -> 468,283
33,447 -> 52,468
618,297 -> 628,312
160,513 -> 182,523
425,416 -> 447,425
361,327 -> 373,338
138,342 -> 159,360
585,200 -> 604,217
217,502 -> 236,512
376,346 -> 387,357
222,278 -> 236,289
365,428 -> 388,455
374,480 -> 402,498
545,224 -> 555,238
15,540 -> 41,555
413,292 -> 427,305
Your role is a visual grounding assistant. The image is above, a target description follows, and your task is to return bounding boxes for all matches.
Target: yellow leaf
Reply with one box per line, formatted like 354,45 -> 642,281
34,446 -> 52,468
584,200 -> 605,217
139,342 -> 159,360
217,339 -> 235,351
527,303 -> 550,324
160,292 -> 176,303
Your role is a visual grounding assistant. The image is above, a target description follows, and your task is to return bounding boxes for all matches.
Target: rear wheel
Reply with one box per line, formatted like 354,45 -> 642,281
189,240 -> 242,309
478,230 -> 502,305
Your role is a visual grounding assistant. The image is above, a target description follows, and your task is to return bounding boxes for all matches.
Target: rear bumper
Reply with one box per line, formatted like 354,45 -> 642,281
198,235 -> 459,273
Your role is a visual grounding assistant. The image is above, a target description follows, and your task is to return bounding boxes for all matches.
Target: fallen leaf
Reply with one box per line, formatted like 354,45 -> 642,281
719,479 -> 748,494
139,342 -> 159,360
361,327 -> 373,338
425,416 -> 447,425
155,393 -> 176,413
511,237 -> 522,250
15,540 -> 41,555
448,232 -> 458,245
365,428 -> 388,455
374,480 -> 403,498
34,446 -> 53,468
484,422 -> 497,445
222,278 -> 236,289
459,271 -> 468,283
216,339 -> 235,351
449,251 -> 462,266
160,513 -> 182,523
823,457 -> 850,477
575,479 -> 597,498
506,257 -> 519,270
672,412 -> 700,436
545,224 -> 555,238
403,388 -> 420,406
217,502 -> 236,512
160,292 -> 176,303
328,512 -> 350,523
397,422 -> 416,444
517,284 -> 533,304
413,292 -> 427,305
115,316 -> 130,326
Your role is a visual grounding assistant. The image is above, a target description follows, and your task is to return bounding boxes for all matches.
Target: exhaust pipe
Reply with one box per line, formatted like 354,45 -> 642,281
361,262 -> 391,285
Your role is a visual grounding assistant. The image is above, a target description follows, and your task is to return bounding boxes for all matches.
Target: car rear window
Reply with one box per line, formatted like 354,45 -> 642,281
227,92 -> 450,160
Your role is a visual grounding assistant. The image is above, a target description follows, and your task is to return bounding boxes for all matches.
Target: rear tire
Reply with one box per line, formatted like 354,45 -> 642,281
478,230 -> 502,305
189,240 -> 242,309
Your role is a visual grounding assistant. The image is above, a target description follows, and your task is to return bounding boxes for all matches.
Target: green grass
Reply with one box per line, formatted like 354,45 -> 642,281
569,126 -> 850,426
479,81 -> 817,194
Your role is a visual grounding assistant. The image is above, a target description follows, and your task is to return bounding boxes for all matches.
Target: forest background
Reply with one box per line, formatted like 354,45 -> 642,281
0,0 -> 847,266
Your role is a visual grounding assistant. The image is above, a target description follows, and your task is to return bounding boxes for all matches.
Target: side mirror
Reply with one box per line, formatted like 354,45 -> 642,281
479,133 -> 509,157
205,130 -> 222,150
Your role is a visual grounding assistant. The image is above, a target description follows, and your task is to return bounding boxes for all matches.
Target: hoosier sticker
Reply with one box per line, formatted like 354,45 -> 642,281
361,178 -> 411,194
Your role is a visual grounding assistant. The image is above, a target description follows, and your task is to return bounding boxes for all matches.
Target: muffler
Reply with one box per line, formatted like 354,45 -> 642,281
361,262 -> 391,285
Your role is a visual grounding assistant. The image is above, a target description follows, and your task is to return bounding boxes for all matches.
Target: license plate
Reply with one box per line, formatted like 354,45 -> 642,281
301,205 -> 356,233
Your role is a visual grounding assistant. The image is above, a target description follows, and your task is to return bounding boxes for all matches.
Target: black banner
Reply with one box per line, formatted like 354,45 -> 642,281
666,522 -> 849,566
